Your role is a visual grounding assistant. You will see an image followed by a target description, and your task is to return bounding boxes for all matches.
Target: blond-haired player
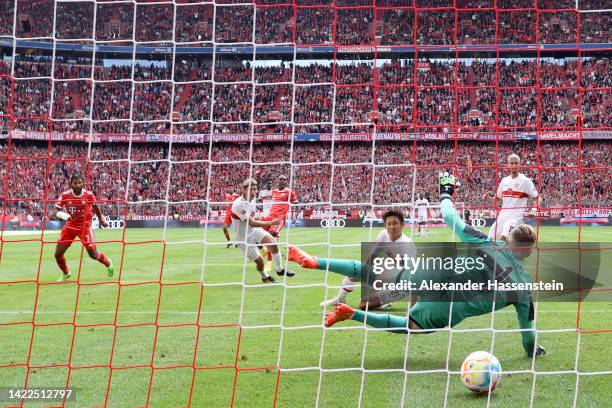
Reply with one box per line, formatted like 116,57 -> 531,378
490,154 -> 542,241
230,178 -> 295,283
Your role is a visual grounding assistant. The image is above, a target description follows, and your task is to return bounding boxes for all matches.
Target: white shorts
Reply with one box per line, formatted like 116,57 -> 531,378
238,227 -> 269,261
488,219 -> 521,241
418,214 -> 428,223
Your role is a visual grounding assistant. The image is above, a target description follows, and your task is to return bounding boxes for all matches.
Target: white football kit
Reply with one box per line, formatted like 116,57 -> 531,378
372,230 -> 416,305
489,173 -> 538,240
415,198 -> 429,222
231,196 -> 268,261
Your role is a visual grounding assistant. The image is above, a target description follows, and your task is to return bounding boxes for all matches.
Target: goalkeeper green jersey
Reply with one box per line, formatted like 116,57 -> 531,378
407,199 -> 536,355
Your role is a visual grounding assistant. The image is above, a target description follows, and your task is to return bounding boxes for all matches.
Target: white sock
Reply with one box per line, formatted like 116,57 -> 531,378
272,251 -> 283,272
337,276 -> 359,301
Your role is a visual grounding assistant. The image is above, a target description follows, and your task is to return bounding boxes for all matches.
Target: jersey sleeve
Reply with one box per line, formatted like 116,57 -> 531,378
440,199 -> 489,243
496,180 -> 503,199
526,178 -> 538,199
55,193 -> 66,209
290,190 -> 298,203
514,301 -> 537,355
88,191 -> 97,204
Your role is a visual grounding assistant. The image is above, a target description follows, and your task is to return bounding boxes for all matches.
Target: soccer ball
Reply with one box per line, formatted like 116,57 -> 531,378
460,351 -> 502,393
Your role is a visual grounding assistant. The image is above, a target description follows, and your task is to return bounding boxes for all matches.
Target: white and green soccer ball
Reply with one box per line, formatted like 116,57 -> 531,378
460,351 -> 502,393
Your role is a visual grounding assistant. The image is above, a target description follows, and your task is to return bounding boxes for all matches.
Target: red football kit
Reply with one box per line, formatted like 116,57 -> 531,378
56,189 -> 98,249
223,193 -> 241,225
261,188 -> 297,236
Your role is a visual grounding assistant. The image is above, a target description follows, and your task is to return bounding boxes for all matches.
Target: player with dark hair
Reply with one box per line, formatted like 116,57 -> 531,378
51,173 -> 114,281
319,208 -> 416,308
260,174 -> 297,238
288,175 -> 546,357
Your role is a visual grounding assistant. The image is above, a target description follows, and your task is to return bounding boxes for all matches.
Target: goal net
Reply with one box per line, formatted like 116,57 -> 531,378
0,0 -> 610,406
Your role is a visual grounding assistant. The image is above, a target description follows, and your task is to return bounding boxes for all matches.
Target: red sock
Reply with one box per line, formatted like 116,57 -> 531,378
97,252 -> 111,267
56,256 -> 70,275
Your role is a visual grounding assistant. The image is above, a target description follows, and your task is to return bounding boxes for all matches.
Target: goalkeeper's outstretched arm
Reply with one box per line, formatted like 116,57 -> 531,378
439,174 -> 545,357
515,301 -> 546,357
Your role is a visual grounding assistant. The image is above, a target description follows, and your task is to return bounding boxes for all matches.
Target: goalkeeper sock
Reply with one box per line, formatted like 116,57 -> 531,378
96,252 -> 111,267
55,255 -> 70,275
315,258 -> 362,279
272,251 -> 283,272
351,309 -> 408,331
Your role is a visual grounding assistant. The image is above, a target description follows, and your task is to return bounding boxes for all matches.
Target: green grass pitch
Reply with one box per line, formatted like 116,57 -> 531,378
0,226 -> 610,407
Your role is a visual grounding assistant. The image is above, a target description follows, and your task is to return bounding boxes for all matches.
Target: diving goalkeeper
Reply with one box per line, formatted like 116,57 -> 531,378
287,174 -> 545,357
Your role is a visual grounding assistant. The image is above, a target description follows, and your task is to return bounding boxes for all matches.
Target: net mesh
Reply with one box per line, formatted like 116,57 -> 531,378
0,0 -> 610,406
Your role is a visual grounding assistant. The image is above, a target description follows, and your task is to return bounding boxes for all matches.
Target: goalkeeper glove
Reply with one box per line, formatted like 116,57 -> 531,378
439,172 -> 456,201
529,344 -> 546,357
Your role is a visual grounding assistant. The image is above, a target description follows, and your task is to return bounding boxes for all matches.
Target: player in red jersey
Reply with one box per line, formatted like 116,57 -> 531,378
51,173 -> 114,281
260,175 -> 297,238
259,175 -> 298,267
222,191 -> 241,248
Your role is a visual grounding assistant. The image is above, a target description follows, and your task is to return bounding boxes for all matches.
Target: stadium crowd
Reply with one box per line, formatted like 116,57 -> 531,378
2,0 -> 609,45
1,57 -> 609,133
0,140 -> 609,221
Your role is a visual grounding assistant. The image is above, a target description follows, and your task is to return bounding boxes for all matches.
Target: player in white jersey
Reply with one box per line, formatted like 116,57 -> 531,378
258,180 -> 274,217
489,154 -> 542,241
414,194 -> 429,236
319,209 -> 416,308
231,178 -> 295,283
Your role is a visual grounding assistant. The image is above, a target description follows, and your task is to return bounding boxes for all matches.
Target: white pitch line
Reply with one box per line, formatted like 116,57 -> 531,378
2,230 -> 61,237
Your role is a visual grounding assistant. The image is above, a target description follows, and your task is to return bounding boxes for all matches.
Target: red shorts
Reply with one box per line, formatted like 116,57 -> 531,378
58,225 -> 97,250
223,211 -> 232,226
260,216 -> 285,237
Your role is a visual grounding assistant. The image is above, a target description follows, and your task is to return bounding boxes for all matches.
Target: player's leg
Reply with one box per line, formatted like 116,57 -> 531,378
55,227 -> 79,281
223,224 -> 232,248
260,232 -> 295,277
259,245 -> 271,273
258,217 -> 275,272
288,246 -> 363,279
240,233 -> 277,283
320,276 -> 359,307
54,241 -> 72,281
81,227 -> 114,277
253,255 -> 276,284
324,303 -> 422,333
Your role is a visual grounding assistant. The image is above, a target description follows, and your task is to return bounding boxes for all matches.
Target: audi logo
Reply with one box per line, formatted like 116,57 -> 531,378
471,218 -> 487,228
99,219 -> 125,229
320,218 -> 346,228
